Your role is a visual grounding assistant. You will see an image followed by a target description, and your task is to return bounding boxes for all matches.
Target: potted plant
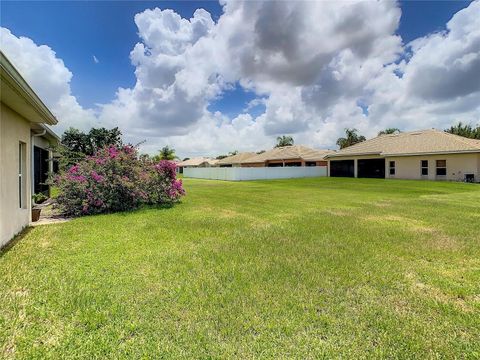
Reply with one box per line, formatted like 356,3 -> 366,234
32,193 -> 48,222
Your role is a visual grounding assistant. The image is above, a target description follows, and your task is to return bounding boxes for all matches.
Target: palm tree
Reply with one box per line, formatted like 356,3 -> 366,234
275,135 -> 294,148
378,128 -> 401,136
445,122 -> 480,139
153,146 -> 177,161
336,128 -> 366,149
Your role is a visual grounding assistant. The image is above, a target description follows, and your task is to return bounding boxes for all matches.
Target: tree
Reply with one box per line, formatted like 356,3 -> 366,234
88,127 -> 123,151
60,127 -> 123,168
275,135 -> 294,148
336,128 -> 366,149
378,128 -> 401,136
153,146 -> 177,161
216,150 -> 238,160
445,122 -> 480,139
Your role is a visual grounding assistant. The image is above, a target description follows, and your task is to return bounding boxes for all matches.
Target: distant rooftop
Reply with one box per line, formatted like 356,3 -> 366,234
177,157 -> 217,167
242,145 -> 333,163
327,129 -> 480,158
216,152 -> 257,165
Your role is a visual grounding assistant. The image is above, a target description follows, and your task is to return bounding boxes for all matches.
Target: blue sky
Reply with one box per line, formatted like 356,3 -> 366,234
1,1 -> 223,107
1,0 -> 471,115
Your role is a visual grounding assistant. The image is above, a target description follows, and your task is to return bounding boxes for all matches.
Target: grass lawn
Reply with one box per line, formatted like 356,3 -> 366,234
1,178 -> 479,358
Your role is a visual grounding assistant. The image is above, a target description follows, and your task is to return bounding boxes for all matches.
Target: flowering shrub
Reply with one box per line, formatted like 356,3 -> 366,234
144,161 -> 185,204
55,145 -> 185,216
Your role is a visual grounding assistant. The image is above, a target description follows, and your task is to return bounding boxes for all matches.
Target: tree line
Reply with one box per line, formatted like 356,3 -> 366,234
57,121 -> 479,168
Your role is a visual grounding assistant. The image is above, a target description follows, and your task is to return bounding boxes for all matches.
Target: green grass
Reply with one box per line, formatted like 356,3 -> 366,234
1,178 -> 479,358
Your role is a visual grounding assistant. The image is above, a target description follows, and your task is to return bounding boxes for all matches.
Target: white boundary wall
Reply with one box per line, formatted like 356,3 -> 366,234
184,166 -> 327,181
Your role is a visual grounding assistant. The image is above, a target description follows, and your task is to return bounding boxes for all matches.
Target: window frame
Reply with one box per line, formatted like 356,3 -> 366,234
436,159 -> 447,177
389,161 -> 396,176
18,142 -> 26,208
421,160 -> 428,177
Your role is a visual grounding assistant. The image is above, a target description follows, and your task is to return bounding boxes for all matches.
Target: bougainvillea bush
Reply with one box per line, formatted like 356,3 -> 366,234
55,145 -> 185,216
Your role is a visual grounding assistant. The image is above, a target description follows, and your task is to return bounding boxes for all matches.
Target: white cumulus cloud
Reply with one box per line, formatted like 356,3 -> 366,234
0,28 -> 98,133
1,0 -> 479,158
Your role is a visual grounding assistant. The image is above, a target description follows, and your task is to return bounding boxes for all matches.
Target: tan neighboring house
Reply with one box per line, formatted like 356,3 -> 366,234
215,152 -> 257,167
177,157 -> 218,173
1,51 -> 59,247
241,145 -> 332,167
326,129 -> 480,182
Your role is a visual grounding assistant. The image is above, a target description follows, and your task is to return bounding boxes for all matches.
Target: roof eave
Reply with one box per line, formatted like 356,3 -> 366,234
0,51 -> 58,125
326,152 -> 382,158
385,149 -> 480,157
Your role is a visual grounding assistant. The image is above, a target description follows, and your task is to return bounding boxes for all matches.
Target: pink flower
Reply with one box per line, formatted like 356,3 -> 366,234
91,171 -> 104,183
123,145 -> 135,155
108,146 -> 119,159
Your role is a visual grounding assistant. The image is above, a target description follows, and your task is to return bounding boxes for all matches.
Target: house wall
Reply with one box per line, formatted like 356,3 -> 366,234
0,104 -> 32,248
33,135 -> 50,149
386,153 -> 480,182
328,153 -> 480,182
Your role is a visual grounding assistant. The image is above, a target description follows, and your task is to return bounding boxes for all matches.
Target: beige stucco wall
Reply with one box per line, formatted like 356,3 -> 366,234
33,135 -> 50,149
0,103 -> 32,248
387,153 -> 480,181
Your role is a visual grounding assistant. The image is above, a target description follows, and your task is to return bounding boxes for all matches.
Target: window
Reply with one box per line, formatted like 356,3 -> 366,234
18,142 -> 26,208
421,160 -> 428,176
305,161 -> 317,167
389,161 -> 396,175
284,162 -> 302,167
436,160 -> 447,176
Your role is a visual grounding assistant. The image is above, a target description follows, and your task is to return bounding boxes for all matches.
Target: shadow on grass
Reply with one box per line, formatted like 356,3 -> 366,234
0,226 -> 33,258
62,202 -> 180,220
114,203 -> 177,217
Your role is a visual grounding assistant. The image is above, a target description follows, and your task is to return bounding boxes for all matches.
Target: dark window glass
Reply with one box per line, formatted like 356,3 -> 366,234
421,160 -> 429,176
436,159 -> 447,176
436,168 -> 447,176
389,161 -> 395,175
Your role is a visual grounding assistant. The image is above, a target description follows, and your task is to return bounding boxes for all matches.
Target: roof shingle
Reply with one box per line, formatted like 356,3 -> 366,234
242,145 -> 333,163
216,152 -> 257,165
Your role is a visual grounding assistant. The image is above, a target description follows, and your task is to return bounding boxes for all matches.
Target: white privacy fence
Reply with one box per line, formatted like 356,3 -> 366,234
184,166 -> 327,181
